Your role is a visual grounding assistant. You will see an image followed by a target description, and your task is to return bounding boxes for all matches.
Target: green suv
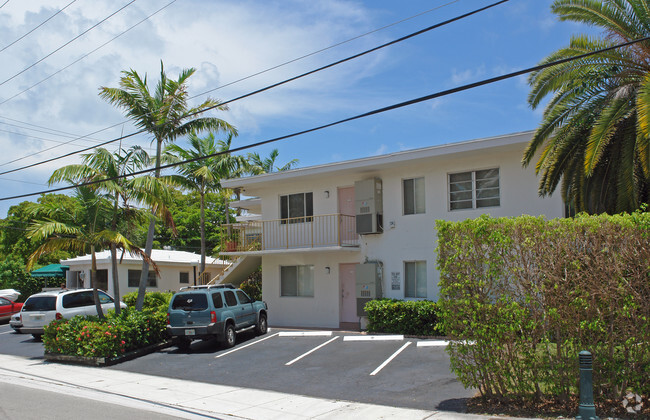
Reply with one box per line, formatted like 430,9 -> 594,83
167,284 -> 268,350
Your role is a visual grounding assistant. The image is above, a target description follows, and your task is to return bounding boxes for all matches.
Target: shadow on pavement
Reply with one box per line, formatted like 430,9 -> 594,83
437,398 -> 469,413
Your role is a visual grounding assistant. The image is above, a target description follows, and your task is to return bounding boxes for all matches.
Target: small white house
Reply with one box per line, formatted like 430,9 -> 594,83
61,249 -> 229,297
219,131 -> 566,329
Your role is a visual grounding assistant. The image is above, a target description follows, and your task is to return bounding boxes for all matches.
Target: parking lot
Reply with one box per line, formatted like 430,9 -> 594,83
0,323 -> 475,412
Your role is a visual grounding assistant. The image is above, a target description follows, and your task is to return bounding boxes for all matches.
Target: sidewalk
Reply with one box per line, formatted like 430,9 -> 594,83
0,354 -> 534,419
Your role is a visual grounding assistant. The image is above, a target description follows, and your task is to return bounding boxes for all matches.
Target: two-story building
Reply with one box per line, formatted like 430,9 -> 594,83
219,131 -> 565,329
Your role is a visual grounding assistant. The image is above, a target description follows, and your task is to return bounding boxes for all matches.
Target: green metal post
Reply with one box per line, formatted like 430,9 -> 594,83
576,350 -> 599,420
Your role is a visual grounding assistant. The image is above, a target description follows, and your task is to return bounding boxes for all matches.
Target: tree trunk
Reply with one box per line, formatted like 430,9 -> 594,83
200,189 -> 206,275
111,195 -> 121,315
136,138 -> 162,311
91,247 -> 104,319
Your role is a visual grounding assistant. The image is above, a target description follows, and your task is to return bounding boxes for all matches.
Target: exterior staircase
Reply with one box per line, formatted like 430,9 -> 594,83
206,255 -> 262,287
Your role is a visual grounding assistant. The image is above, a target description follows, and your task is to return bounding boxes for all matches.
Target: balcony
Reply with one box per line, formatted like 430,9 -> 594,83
220,214 -> 359,253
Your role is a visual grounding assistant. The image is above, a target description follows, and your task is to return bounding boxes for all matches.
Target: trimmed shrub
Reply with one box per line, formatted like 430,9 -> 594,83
436,212 -> 650,402
365,299 -> 443,336
122,291 -> 172,312
240,267 -> 262,302
43,307 -> 167,358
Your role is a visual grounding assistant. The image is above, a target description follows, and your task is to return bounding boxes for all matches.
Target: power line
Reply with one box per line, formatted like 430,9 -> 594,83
0,0 -> 138,87
0,1 -> 9,10
0,0 -> 508,176
2,34 -> 648,202
0,0 -> 177,106
190,0 -> 460,99
0,0 -> 452,163
0,0 -> 78,54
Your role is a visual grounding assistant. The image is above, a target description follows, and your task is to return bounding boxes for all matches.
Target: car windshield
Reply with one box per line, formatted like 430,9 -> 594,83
171,293 -> 208,311
23,296 -> 56,311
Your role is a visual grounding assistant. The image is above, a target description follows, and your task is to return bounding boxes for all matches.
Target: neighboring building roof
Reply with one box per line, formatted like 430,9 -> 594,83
221,130 -> 535,190
61,249 -> 228,266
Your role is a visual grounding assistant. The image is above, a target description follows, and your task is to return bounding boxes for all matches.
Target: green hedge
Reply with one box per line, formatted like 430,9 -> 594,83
365,299 -> 443,336
436,212 -> 650,402
121,291 -> 172,311
43,307 -> 167,358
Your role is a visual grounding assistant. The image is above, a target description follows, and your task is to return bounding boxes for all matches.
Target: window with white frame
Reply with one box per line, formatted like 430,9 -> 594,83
449,168 -> 500,211
280,192 -> 313,224
280,265 -> 314,297
403,177 -> 425,215
405,261 -> 427,298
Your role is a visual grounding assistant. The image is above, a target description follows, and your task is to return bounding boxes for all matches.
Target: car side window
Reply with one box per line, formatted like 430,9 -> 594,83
224,290 -> 238,307
0,297 -> 9,305
211,292 -> 223,309
236,290 -> 251,304
98,291 -> 113,304
63,292 -> 86,308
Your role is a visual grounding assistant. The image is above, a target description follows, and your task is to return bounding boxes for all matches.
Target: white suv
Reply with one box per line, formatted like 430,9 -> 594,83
20,289 -> 126,339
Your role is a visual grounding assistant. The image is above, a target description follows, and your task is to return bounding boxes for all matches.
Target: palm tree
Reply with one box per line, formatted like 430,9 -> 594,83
247,149 -> 299,175
524,0 -> 650,214
48,146 -> 173,314
99,61 -> 237,310
164,132 -> 247,278
26,187 -> 154,319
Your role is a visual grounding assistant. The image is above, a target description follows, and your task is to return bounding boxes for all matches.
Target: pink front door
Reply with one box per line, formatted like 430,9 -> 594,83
339,263 -> 357,324
338,187 -> 355,215
338,187 -> 356,245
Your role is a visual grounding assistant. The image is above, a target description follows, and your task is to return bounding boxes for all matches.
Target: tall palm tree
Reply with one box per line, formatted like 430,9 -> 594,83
247,149 -> 299,175
524,0 -> 650,214
99,61 -> 237,310
48,146 -> 173,314
164,132 -> 247,277
26,187 -> 154,319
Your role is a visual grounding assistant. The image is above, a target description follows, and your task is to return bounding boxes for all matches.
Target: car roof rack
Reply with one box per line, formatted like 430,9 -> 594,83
179,284 -> 236,291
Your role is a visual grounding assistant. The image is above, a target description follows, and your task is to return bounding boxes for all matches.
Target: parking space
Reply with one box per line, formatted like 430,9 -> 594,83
110,329 -> 473,412
0,323 -> 44,359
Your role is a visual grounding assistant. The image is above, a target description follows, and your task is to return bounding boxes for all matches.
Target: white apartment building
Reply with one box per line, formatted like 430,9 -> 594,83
219,131 -> 565,329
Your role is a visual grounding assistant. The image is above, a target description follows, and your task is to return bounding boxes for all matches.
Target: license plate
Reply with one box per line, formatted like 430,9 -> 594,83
185,329 -> 195,336
32,314 -> 44,320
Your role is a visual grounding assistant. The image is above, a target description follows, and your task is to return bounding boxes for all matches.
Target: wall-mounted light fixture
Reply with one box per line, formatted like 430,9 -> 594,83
325,266 -> 330,274
324,190 -> 330,198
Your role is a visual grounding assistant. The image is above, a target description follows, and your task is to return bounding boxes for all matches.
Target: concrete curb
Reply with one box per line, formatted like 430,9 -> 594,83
44,340 -> 173,367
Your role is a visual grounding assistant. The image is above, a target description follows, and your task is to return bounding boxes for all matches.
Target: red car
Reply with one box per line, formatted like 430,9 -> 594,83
0,296 -> 23,322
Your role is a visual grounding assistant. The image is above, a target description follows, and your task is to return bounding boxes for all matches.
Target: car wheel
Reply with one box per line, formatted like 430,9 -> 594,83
32,334 -> 42,341
255,314 -> 267,335
177,337 -> 192,351
223,324 -> 236,348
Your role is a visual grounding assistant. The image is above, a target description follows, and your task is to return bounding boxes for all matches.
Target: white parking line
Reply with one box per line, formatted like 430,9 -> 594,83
215,332 -> 279,359
416,340 -> 449,347
279,331 -> 333,337
370,341 -> 412,376
343,335 -> 403,341
0,330 -> 14,335
285,336 -> 339,366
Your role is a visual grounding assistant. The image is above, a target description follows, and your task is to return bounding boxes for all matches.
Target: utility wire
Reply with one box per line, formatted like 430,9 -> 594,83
0,0 -> 453,159
0,0 -> 78,54
0,0 -> 138,87
2,35 -> 648,202
0,0 -> 507,176
190,0 -> 460,99
0,0 -> 177,106
0,1 -> 9,9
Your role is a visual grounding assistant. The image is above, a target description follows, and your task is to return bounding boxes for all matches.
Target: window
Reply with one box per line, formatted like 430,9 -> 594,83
179,272 -> 189,284
280,192 -> 313,223
405,261 -> 427,298
449,168 -> 500,210
236,290 -> 252,304
127,270 -> 157,287
62,291 -> 93,308
403,177 -> 425,215
171,293 -> 208,311
280,265 -> 314,297
0,297 -> 9,305
224,290 -> 238,306
23,296 -> 56,311
211,292 -> 223,309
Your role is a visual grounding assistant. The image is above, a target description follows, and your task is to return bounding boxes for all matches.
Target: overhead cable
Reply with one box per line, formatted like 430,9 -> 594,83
0,0 -> 138,87
2,34 -> 648,202
0,0 -> 508,176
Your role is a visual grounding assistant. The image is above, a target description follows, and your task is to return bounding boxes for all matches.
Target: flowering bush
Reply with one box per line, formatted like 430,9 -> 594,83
43,307 -> 167,358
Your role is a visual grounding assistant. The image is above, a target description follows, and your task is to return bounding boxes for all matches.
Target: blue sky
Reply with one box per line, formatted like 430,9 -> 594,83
0,0 -> 595,217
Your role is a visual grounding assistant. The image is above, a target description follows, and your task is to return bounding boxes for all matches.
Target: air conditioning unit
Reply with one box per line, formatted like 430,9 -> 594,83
354,178 -> 383,234
355,262 -> 382,316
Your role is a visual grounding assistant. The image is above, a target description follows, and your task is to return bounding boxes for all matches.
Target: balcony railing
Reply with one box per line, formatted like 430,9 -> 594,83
220,214 -> 359,252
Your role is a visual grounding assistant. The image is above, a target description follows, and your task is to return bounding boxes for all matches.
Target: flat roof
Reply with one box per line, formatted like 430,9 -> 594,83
222,130 -> 534,189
